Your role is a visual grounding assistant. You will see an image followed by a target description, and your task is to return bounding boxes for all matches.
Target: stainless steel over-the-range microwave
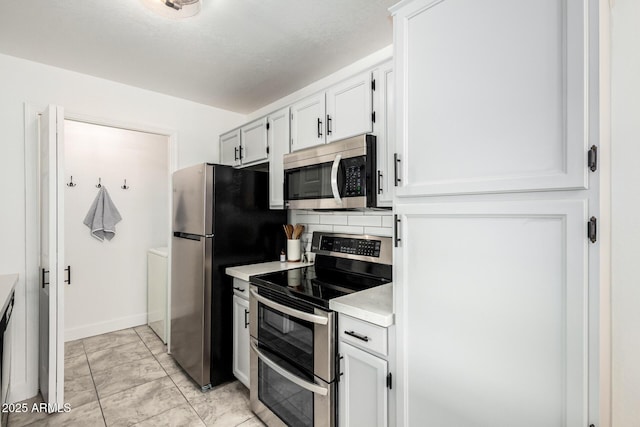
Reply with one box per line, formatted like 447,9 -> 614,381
283,134 -> 379,210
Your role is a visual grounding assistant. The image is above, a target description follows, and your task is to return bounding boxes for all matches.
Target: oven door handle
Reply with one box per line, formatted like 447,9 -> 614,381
250,288 -> 328,325
330,154 -> 343,205
250,340 -> 329,396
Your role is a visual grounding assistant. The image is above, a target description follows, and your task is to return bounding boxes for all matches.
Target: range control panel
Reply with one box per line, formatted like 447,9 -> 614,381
319,236 -> 381,257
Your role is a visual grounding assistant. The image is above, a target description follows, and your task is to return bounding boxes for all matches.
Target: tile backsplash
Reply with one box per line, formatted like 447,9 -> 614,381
288,210 -> 393,258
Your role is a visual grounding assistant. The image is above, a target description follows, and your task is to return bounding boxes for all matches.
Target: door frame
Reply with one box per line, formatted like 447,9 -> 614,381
20,103 -> 178,402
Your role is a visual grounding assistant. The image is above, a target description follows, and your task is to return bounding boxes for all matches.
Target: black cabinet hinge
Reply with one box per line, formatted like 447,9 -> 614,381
386,372 -> 392,389
394,215 -> 401,247
372,111 -> 376,124
266,122 -> 270,130
588,145 -> 598,172
266,146 -> 269,155
588,217 -> 597,243
371,79 -> 376,91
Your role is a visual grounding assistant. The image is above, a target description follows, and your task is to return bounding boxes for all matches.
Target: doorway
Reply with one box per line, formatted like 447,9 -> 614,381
63,120 -> 170,341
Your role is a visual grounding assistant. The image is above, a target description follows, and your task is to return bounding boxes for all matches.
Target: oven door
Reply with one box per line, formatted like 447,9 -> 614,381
250,338 -> 335,427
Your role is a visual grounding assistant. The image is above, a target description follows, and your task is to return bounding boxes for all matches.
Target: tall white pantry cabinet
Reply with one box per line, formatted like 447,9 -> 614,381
390,0 -> 604,427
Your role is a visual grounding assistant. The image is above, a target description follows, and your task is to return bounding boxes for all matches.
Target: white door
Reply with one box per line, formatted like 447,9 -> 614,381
232,295 -> 249,388
393,0 -> 589,197
326,71 -> 373,143
240,118 -> 268,165
373,61 -> 394,207
39,105 -> 65,408
339,341 -> 388,427
267,107 -> 290,209
394,199 -> 590,426
290,93 -> 325,152
220,130 -> 240,167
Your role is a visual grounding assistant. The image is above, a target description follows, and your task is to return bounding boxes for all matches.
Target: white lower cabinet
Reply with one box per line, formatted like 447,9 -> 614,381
338,314 -> 390,427
232,292 -> 250,388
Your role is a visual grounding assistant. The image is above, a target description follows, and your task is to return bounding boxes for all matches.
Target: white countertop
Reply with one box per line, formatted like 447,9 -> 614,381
226,261 -> 313,282
0,273 -> 18,315
329,283 -> 394,327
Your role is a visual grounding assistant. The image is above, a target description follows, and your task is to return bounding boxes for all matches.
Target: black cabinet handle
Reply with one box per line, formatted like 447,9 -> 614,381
377,170 -> 383,194
317,118 -> 323,138
394,215 -> 401,247
233,286 -> 245,292
394,153 -> 401,186
244,309 -> 250,328
41,268 -> 49,289
239,145 -> 243,160
326,114 -> 332,135
344,330 -> 370,342
65,265 -> 71,285
234,147 -> 238,161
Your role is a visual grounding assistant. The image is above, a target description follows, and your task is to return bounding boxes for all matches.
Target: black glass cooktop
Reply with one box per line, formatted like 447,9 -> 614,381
250,263 -> 391,310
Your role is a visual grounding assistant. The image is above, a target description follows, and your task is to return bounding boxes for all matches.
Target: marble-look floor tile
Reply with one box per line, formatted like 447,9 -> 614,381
88,341 -> 152,373
28,401 -> 105,427
135,327 -> 166,355
169,369 -> 208,405
93,356 -> 166,398
100,377 -> 186,427
64,340 -> 85,359
131,404 -> 205,427
65,354 -> 91,380
7,394 -> 48,427
190,381 -> 253,427
83,329 -> 140,354
155,352 -> 181,375
64,374 -> 98,408
237,417 -> 266,427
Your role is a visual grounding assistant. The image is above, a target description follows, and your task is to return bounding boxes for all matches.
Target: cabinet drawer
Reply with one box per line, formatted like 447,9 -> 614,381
339,315 -> 387,357
232,278 -> 250,300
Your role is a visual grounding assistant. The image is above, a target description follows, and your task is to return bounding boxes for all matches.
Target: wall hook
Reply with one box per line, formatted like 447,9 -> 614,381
66,176 -> 77,187
121,179 -> 129,190
96,178 -> 102,188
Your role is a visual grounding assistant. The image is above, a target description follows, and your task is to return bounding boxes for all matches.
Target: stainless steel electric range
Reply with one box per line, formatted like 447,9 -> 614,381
248,232 -> 393,427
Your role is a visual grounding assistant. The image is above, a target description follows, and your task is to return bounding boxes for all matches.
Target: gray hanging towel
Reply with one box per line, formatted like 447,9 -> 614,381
83,186 -> 122,241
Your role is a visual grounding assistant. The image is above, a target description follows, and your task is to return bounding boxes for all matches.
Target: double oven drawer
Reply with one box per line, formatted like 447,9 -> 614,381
249,285 -> 336,427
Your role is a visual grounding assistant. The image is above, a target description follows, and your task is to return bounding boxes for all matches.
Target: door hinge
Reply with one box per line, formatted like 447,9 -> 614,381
588,145 -> 598,172
386,372 -> 393,389
394,215 -> 401,247
588,217 -> 597,243
266,122 -> 270,130
266,146 -> 269,155
371,79 -> 376,91
372,111 -> 376,124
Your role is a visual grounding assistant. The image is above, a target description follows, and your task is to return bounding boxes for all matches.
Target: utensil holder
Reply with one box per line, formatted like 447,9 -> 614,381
287,239 -> 301,262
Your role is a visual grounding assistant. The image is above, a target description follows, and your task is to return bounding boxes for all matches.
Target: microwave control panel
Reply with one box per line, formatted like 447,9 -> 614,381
344,157 -> 366,197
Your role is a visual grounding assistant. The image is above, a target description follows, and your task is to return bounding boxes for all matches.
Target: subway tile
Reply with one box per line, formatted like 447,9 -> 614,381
364,226 -> 393,237
333,225 -> 364,234
365,210 -> 392,216
348,215 -> 382,227
381,215 -> 394,228
307,224 -> 334,234
319,215 -> 348,225
297,214 -> 320,225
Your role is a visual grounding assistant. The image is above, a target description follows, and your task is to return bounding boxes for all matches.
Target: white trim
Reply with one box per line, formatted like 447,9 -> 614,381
64,313 -> 148,342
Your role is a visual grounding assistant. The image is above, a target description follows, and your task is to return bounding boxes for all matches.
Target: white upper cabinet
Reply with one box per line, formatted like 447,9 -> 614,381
373,61 -> 394,207
393,0 -> 590,197
290,93 -> 326,152
240,118 -> 268,166
220,129 -> 241,167
267,107 -> 290,209
326,71 -> 373,143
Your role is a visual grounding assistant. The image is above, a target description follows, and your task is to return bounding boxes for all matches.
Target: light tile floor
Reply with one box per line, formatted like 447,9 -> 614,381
9,326 -> 264,427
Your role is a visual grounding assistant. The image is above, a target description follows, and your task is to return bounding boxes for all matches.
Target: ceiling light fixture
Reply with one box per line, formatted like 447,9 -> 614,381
141,0 -> 202,19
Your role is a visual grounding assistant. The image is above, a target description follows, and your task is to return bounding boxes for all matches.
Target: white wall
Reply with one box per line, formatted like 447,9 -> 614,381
611,0 -> 640,425
64,120 -> 169,340
0,52 -> 244,402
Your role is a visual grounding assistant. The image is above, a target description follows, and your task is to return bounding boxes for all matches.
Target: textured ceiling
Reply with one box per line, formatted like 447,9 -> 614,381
0,0 -> 396,113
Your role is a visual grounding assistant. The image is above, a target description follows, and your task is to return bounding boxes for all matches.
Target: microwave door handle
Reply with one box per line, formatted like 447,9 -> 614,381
250,288 -> 328,325
330,154 -> 343,205
250,340 -> 329,396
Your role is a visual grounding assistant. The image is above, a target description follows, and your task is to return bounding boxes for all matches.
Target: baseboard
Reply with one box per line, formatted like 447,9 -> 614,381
8,380 -> 39,405
65,313 -> 148,341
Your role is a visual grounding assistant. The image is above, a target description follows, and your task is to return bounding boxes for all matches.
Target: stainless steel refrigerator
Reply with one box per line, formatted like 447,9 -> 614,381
171,163 -> 286,389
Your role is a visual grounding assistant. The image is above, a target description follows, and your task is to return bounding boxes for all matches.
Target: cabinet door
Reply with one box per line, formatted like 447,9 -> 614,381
373,62 -> 394,207
393,0 -> 590,196
326,71 -> 373,143
240,118 -> 268,166
232,295 -> 250,388
220,130 -> 240,167
339,340 -> 388,427
268,107 -> 290,209
290,93 -> 325,152
394,199 -> 590,427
